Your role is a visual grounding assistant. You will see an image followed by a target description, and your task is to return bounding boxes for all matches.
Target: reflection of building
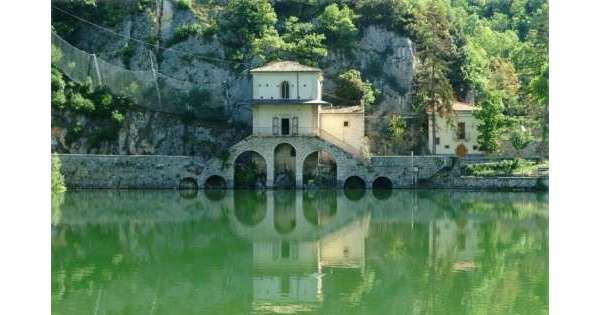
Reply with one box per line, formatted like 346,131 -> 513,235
228,191 -> 370,312
429,218 -> 479,270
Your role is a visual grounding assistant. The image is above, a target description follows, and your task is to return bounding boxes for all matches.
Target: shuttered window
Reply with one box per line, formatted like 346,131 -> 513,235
291,116 -> 298,135
272,117 -> 280,135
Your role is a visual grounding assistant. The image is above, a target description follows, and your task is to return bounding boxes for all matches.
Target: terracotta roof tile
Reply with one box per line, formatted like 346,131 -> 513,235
250,60 -> 321,73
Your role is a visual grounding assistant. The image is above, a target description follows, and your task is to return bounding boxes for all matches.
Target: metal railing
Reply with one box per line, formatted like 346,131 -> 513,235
252,126 -> 319,136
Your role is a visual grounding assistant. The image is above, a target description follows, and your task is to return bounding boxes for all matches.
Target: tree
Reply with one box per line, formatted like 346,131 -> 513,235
510,125 -> 533,157
316,4 -> 358,49
217,0 -> 278,65
280,16 -> 327,66
410,0 -> 456,154
474,92 -> 505,154
387,114 -> 407,151
334,69 -> 376,108
529,63 -> 549,157
51,155 -> 66,193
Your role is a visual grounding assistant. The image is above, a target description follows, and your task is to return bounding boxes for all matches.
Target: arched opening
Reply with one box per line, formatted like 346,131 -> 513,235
302,150 -> 337,189
179,177 -> 198,199
180,177 -> 199,190
274,143 -> 296,189
234,151 -> 267,189
204,175 -> 225,190
281,81 -> 290,99
303,190 -> 337,226
274,191 -> 296,234
234,190 -> 267,226
343,176 -> 366,201
203,175 -> 226,200
372,176 -> 393,200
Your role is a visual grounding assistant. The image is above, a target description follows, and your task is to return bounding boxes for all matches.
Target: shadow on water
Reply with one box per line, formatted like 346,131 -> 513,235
52,189 -> 548,315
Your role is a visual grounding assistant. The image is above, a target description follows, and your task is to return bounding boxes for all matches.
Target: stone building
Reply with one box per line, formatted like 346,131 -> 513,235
250,60 -> 365,154
428,101 -> 482,156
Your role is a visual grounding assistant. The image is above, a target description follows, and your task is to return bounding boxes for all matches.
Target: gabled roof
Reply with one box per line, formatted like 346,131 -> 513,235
250,60 -> 321,73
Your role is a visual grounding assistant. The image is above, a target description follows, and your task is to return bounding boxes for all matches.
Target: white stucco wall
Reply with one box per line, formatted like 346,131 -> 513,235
253,104 -> 319,136
428,111 -> 482,155
252,72 -> 322,100
319,112 -> 365,153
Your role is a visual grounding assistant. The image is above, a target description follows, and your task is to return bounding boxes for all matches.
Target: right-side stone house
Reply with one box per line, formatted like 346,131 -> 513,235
428,101 -> 482,156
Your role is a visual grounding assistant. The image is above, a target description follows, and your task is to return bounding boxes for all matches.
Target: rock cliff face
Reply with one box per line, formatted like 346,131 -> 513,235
51,1 -> 416,156
51,108 -> 248,158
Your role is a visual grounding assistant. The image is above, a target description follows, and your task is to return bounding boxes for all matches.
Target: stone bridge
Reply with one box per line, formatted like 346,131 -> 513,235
197,135 -> 452,189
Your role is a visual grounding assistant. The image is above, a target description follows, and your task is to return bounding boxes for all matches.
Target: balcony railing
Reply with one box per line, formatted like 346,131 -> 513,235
253,126 -> 319,136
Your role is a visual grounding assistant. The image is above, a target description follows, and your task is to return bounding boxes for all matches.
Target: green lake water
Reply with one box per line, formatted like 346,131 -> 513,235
51,189 -> 548,315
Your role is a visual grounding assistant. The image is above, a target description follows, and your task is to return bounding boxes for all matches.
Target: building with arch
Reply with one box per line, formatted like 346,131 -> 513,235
197,61 -> 453,189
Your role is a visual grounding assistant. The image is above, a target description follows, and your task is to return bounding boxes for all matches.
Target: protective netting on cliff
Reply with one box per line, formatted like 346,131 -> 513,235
51,31 -> 225,118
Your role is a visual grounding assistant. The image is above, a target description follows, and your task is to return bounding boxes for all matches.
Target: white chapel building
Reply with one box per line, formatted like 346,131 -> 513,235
250,61 -> 365,155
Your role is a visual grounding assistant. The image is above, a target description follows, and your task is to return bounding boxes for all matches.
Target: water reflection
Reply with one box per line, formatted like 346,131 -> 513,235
52,190 -> 548,315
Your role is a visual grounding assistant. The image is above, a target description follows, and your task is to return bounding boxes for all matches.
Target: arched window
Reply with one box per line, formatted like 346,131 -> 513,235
281,81 -> 290,99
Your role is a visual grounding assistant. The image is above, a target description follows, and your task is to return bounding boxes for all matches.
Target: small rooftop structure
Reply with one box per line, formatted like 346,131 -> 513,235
250,60 -> 322,73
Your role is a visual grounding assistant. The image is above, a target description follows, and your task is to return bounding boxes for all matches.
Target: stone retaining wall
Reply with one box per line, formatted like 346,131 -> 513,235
55,152 -> 547,191
429,176 -> 549,190
56,154 -> 205,189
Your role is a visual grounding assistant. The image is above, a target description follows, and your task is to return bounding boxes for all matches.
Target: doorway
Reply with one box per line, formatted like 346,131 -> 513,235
281,118 -> 290,135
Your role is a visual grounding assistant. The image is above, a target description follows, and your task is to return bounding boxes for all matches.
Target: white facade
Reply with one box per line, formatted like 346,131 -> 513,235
319,107 -> 365,154
250,61 -> 366,156
253,104 -> 319,136
252,72 -> 322,101
428,103 -> 482,156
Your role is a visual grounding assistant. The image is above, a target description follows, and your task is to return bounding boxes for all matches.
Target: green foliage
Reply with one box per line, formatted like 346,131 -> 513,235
51,155 -> 66,193
168,23 -> 204,47
316,4 -> 358,49
464,158 -> 546,177
175,0 -> 193,11
334,69 -> 376,108
474,92 -> 506,154
52,68 -> 131,148
217,0 -> 278,66
69,92 -> 95,113
510,126 -> 533,155
386,114 -> 407,147
279,16 -> 327,66
356,0 -> 414,35
51,44 -> 63,64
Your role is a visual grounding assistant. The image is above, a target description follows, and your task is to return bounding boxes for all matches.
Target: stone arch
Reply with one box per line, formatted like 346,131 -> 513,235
302,150 -> 337,189
178,177 -> 198,199
274,143 -> 296,189
234,191 -> 267,226
179,177 -> 199,190
234,150 -> 267,189
343,176 -> 366,201
204,175 -> 225,190
372,176 -> 393,200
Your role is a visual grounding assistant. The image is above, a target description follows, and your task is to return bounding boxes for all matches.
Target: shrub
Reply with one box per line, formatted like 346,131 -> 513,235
168,23 -> 203,46
175,0 -> 193,10
51,155 -> 66,193
316,4 -> 358,49
334,69 -> 377,108
69,93 -> 95,113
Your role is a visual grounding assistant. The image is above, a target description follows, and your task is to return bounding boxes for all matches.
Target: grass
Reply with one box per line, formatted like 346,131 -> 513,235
464,159 -> 549,177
